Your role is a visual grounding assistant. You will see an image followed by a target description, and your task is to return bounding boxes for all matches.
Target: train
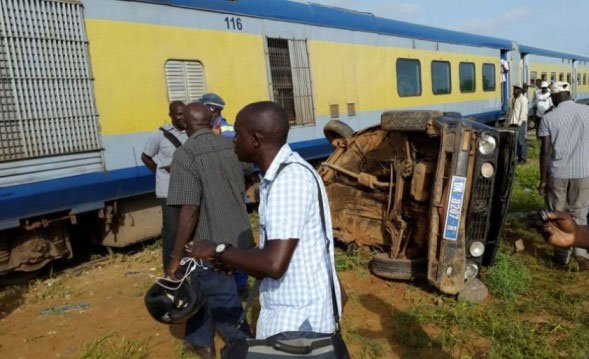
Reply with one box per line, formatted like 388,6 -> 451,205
1,0 -> 588,278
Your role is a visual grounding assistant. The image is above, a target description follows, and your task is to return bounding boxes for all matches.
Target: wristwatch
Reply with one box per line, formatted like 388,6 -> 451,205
214,243 -> 231,259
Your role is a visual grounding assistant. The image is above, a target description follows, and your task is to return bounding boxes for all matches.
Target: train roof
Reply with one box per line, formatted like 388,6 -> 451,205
519,45 -> 589,63
131,0 -> 589,62
132,0 -> 513,49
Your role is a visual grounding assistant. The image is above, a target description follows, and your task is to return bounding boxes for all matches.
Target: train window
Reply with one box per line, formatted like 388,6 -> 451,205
459,62 -> 476,93
567,73 -> 572,84
559,73 -> 564,81
431,61 -> 451,95
164,60 -> 207,103
482,63 -> 496,91
396,59 -> 422,97
584,74 -> 587,85
541,72 -> 547,81
577,73 -> 581,85
266,38 -> 314,125
551,72 -> 556,82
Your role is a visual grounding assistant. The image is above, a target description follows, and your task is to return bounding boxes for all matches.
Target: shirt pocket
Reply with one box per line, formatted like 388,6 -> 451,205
159,142 -> 176,162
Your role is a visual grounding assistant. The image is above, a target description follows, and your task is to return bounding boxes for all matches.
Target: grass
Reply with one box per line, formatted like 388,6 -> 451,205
483,252 -> 530,301
80,331 -> 148,359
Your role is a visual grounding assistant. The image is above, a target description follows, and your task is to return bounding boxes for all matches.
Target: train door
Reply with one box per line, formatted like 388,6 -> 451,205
0,0 -> 104,188
572,60 -> 578,100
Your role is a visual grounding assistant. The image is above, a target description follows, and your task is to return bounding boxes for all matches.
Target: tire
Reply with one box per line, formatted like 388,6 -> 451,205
370,253 -> 427,281
443,112 -> 462,120
323,120 -> 355,145
381,110 -> 444,131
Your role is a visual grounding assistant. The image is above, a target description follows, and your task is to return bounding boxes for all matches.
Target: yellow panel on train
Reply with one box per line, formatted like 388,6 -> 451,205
85,19 -> 269,135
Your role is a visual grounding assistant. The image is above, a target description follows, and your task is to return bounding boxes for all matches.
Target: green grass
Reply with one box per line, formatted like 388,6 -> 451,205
80,331 -> 148,359
507,140 -> 545,213
483,253 -> 530,301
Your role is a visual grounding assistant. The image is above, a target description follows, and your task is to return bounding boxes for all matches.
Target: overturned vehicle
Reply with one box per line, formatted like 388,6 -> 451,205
318,111 -> 516,295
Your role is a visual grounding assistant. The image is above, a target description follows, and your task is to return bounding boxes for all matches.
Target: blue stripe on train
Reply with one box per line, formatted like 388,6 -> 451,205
0,110 -> 501,229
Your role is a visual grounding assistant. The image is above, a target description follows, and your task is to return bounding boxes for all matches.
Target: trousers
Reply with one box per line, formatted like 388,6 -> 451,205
185,266 -> 251,347
517,121 -> 528,161
159,198 -> 180,269
546,176 -> 589,264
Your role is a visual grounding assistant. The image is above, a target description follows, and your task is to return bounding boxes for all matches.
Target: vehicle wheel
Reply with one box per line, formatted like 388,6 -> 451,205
323,120 -> 354,145
370,253 -> 427,281
443,112 -> 462,119
0,266 -> 47,286
381,110 -> 444,131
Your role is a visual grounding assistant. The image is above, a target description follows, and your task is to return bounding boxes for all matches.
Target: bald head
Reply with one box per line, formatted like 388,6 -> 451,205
236,101 -> 290,146
184,102 -> 212,136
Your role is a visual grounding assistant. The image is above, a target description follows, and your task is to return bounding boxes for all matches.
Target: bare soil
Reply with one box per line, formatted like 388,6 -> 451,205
0,246 -> 457,359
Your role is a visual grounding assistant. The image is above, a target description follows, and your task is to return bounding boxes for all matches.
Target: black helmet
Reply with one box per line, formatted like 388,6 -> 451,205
144,277 -> 204,324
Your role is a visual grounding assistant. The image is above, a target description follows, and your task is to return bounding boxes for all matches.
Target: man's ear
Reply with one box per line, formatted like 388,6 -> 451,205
252,132 -> 262,149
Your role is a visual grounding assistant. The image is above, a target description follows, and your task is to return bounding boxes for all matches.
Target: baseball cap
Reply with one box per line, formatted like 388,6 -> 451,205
198,93 -> 225,109
549,81 -> 571,94
541,81 -> 548,88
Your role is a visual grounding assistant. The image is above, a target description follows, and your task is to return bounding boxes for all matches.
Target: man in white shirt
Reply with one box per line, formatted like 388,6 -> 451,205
141,101 -> 188,269
535,81 -> 553,119
506,83 -> 529,164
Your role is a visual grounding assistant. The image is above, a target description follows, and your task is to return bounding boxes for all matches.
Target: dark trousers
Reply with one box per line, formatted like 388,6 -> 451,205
185,266 -> 251,347
159,198 -> 180,269
517,121 -> 528,161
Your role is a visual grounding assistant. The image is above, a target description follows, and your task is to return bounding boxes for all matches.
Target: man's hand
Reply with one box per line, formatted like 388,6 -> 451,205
539,211 -> 577,248
165,257 -> 181,280
187,240 -> 216,260
538,181 -> 548,196
160,165 -> 171,173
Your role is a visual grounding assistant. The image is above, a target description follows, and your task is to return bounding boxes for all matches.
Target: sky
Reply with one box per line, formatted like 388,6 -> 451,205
297,0 -> 589,56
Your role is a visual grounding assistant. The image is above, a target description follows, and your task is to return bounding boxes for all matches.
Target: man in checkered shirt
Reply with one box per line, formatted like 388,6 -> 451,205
165,102 -> 254,357
538,81 -> 589,270
189,101 -> 346,339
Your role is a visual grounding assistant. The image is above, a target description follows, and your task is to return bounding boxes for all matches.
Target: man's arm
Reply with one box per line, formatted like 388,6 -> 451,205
538,135 -> 551,195
165,205 -> 200,278
141,153 -> 157,173
189,238 -> 299,280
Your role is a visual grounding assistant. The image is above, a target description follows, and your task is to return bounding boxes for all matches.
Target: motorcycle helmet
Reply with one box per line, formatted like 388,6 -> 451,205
144,277 -> 204,324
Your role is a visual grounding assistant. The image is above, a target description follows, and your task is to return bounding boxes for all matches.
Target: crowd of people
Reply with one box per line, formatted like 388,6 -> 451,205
142,95 -> 345,357
141,79 -> 588,356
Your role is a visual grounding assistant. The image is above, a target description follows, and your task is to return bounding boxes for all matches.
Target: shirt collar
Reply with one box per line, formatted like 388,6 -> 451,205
261,144 -> 293,182
190,128 -> 213,138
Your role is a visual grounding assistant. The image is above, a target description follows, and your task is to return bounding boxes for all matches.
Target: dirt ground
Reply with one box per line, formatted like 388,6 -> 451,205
0,244 -> 459,359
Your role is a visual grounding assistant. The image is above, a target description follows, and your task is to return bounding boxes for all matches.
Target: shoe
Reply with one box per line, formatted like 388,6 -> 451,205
576,257 -> 589,271
184,343 -> 215,359
550,255 -> 569,269
518,159 -> 527,165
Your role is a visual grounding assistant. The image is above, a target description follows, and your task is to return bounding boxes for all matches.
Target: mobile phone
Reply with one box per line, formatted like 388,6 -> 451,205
538,209 -> 548,222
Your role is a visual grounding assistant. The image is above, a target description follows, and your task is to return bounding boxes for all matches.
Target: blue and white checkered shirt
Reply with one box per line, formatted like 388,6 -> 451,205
538,100 -> 589,179
256,144 -> 342,339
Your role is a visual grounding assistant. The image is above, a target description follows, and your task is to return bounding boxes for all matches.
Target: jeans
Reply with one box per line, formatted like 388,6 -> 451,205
159,198 -> 180,269
185,266 -> 251,347
517,121 -> 527,161
546,176 -> 589,264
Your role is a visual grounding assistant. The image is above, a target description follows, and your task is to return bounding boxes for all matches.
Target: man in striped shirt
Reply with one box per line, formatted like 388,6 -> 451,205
538,81 -> 589,270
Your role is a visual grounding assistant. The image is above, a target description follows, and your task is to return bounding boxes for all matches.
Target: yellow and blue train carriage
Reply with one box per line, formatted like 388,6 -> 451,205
1,0 -> 588,275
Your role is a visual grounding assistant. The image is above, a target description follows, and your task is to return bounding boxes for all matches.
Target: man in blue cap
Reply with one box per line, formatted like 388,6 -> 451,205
198,93 -> 235,138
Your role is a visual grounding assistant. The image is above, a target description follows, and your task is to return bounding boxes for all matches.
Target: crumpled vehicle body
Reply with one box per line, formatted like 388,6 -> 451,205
319,111 -> 516,295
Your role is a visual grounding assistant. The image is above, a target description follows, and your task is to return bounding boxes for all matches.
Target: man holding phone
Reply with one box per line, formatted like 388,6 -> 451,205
538,211 -> 589,250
